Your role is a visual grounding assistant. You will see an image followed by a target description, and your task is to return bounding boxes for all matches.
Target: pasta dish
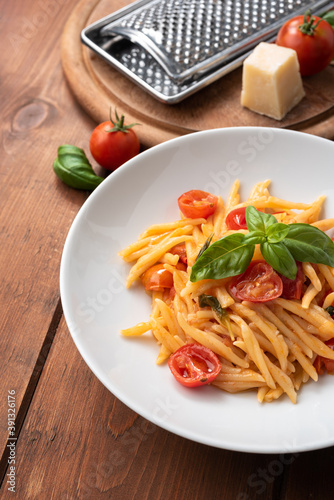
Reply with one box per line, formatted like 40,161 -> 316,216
119,180 -> 334,403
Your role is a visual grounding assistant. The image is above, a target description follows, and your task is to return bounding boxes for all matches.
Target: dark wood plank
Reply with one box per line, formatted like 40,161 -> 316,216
281,446 -> 334,500
0,0 -> 95,477
0,316 -> 287,500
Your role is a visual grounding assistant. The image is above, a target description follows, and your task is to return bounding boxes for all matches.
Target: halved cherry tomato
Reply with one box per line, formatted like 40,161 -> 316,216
280,262 -> 304,300
178,190 -> 218,219
168,344 -> 221,387
314,338 -> 334,375
229,261 -> 283,302
225,207 -> 264,230
170,244 -> 187,265
176,262 -> 187,272
141,264 -> 173,292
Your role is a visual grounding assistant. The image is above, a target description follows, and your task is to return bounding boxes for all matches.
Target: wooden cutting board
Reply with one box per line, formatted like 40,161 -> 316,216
61,0 -> 334,148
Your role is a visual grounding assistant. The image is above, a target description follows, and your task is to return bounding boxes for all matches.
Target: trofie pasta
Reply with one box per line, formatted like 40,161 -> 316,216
119,180 -> 334,403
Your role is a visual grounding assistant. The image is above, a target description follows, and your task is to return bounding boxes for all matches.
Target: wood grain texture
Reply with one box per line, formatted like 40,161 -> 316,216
1,1 -> 334,499
0,316 -> 283,500
0,0 -> 94,480
61,0 -> 334,148
282,446 -> 334,500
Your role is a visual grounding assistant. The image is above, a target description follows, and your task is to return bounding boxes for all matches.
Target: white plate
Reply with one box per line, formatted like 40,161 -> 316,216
60,127 -> 334,454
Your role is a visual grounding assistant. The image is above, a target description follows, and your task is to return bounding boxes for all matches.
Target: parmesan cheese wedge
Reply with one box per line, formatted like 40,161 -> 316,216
241,42 -> 305,120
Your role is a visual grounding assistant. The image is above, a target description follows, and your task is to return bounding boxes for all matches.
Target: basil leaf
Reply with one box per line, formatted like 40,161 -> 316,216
284,223 -> 334,267
260,241 -> 297,280
190,233 -> 254,282
322,10 -> 334,29
53,145 -> 104,190
246,206 -> 277,233
196,233 -> 214,261
199,294 -> 234,338
242,231 -> 266,246
266,223 -> 290,244
326,305 -> 334,317
199,295 -> 226,318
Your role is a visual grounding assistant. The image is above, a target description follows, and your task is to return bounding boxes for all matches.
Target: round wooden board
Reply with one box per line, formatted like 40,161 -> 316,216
61,0 -> 334,148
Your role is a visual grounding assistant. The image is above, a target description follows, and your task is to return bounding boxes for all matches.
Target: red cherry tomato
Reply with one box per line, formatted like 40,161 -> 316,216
141,264 -> 173,292
314,338 -> 334,375
225,207 -> 248,230
280,262 -> 304,300
178,190 -> 218,219
168,344 -> 221,387
89,110 -> 140,170
170,244 -> 188,265
229,261 -> 283,302
276,12 -> 334,76
225,207 -> 265,230
168,286 -> 176,301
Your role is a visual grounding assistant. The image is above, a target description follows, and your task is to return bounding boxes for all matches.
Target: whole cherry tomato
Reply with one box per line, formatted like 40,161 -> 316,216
229,261 -> 283,302
89,109 -> 140,170
141,264 -> 173,292
178,190 -> 218,219
276,11 -> 334,76
168,344 -> 221,387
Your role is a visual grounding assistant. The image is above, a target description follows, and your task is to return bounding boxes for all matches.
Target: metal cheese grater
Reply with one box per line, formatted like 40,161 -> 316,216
81,0 -> 333,104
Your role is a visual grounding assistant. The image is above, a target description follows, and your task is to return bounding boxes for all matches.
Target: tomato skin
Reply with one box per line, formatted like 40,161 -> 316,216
225,207 -> 248,230
140,264 -> 173,292
276,15 -> 334,76
170,244 -> 188,265
89,121 -> 140,170
314,338 -> 334,375
168,344 -> 221,387
229,261 -> 283,302
324,358 -> 334,374
178,190 -> 218,219
225,207 -> 264,230
168,286 -> 176,300
279,262 -> 304,300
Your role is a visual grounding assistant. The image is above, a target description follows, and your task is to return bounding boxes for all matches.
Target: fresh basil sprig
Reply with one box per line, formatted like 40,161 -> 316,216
190,232 -> 254,281
246,206 -> 276,233
53,145 -> 104,190
261,241 -> 297,280
190,205 -> 334,282
283,224 -> 334,266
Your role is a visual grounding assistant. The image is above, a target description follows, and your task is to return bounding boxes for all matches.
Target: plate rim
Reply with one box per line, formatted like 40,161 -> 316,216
60,126 -> 334,454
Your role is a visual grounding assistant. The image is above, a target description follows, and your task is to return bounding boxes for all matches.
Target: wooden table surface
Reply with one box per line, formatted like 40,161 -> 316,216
1,1 -> 333,499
